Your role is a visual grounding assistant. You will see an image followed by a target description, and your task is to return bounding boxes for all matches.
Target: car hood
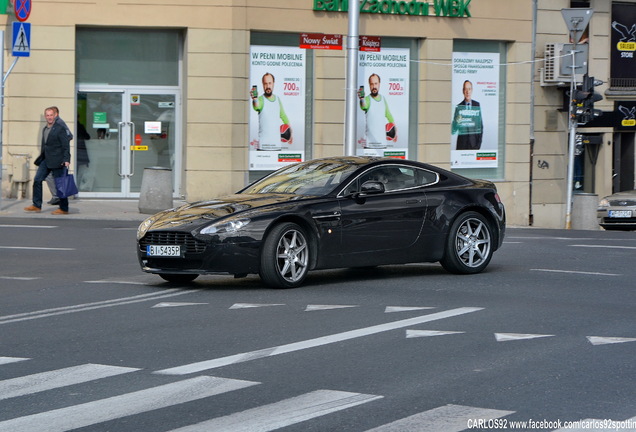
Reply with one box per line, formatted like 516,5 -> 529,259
148,193 -> 304,229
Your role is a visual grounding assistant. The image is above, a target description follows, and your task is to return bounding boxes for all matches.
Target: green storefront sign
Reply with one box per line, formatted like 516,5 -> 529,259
313,0 -> 472,17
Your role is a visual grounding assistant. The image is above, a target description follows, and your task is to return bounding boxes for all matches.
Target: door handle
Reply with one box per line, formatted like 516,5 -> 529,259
406,199 -> 421,205
117,121 -> 125,178
128,121 -> 135,177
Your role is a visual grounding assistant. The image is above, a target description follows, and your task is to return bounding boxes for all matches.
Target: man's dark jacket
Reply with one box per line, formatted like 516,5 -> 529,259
35,117 -> 73,167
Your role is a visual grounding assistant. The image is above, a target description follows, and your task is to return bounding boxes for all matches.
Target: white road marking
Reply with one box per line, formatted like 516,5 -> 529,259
0,276 -> 40,281
229,303 -> 285,309
385,306 -> 435,313
364,404 -> 514,432
0,364 -> 140,401
153,302 -> 208,308
85,280 -> 149,285
531,268 -> 621,276
155,307 -> 483,375
406,330 -> 465,338
587,336 -> 636,346
572,244 -> 636,250
167,389 -> 382,432
0,246 -> 74,251
0,376 -> 259,432
0,356 -> 29,365
305,304 -> 358,311
495,333 -> 554,342
0,289 -> 201,325
0,225 -> 57,229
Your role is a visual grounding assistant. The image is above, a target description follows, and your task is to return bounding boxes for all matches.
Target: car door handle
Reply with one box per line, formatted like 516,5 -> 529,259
406,199 -> 421,205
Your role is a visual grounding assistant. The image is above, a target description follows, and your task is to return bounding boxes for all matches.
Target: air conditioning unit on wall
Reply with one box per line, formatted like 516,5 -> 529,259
540,43 -> 584,86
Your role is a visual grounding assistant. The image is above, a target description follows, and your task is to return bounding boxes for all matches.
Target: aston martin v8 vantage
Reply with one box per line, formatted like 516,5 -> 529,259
137,156 -> 506,288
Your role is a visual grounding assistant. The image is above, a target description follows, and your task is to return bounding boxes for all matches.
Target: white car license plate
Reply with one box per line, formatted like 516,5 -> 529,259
147,245 -> 181,257
608,210 -> 632,218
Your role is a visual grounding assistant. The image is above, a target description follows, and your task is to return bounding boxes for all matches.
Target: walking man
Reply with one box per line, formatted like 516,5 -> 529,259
24,106 -> 73,215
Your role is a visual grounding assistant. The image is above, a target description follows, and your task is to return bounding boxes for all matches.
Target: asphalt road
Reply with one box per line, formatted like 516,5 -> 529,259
1,218 -> 635,432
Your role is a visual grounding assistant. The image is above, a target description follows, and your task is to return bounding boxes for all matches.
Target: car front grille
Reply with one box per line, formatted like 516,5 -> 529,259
609,199 -> 636,206
139,231 -> 206,254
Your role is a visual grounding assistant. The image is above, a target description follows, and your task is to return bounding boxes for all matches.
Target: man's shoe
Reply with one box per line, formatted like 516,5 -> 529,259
48,198 -> 60,205
24,205 -> 42,212
51,209 -> 69,215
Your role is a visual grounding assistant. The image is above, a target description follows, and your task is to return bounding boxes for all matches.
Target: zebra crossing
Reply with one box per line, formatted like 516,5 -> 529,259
1,358 -> 633,432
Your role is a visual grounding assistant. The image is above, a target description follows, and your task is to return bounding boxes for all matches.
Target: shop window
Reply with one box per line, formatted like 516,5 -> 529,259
76,28 -> 180,86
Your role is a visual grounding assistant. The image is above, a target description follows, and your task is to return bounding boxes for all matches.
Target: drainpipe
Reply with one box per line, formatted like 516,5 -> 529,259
529,0 -> 538,226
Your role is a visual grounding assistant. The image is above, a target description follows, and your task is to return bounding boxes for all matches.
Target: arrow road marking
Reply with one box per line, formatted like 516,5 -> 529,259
0,356 -> 29,365
385,306 -> 435,313
587,336 -> 636,346
495,333 -> 554,342
156,307 -> 483,375
305,304 -> 358,311
406,330 -> 465,338
153,302 -> 208,308
229,303 -> 285,309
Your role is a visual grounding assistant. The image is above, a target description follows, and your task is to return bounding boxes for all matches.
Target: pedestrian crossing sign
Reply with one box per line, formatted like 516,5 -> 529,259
12,21 -> 31,57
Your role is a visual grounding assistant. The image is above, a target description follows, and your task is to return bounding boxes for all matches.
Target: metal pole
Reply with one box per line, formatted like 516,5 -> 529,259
0,30 -> 4,208
0,33 -> 20,209
344,0 -> 360,156
565,48 -> 577,229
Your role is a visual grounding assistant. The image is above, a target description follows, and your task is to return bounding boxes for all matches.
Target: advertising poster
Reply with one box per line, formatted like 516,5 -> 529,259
611,3 -> 636,84
450,52 -> 500,169
357,47 -> 410,159
249,45 -> 306,171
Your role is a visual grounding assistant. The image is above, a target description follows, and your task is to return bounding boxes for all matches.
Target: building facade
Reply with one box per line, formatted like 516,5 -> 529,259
2,0 -> 631,229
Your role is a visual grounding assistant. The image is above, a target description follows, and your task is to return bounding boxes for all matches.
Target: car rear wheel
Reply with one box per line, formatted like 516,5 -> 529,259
260,222 -> 310,288
440,211 -> 493,274
159,273 -> 199,283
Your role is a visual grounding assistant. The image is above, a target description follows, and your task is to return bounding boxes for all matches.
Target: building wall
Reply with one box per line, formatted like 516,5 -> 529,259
533,0 -> 618,229
1,0 -> 533,226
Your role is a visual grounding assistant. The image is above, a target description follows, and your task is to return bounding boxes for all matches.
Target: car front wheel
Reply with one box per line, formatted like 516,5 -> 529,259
440,211 -> 494,274
260,222 -> 310,288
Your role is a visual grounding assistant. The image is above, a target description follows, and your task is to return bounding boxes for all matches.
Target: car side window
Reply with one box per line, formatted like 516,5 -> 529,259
341,165 -> 438,195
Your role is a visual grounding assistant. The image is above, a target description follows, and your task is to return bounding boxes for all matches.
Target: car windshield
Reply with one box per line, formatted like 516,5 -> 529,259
242,159 -> 362,195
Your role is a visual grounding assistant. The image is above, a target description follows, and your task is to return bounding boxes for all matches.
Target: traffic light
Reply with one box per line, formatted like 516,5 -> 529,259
572,74 -> 603,124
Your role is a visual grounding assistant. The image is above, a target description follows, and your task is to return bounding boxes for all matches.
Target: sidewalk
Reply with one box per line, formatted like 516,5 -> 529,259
0,197 -> 185,221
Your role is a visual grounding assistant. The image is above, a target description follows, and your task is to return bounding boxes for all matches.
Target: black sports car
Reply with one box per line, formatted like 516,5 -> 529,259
137,156 -> 506,288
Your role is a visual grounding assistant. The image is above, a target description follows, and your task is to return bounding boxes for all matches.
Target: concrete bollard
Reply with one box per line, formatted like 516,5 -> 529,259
138,167 -> 173,214
572,193 -> 599,230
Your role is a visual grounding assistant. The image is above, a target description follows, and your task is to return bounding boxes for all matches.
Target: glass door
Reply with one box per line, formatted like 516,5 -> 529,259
77,88 -> 179,197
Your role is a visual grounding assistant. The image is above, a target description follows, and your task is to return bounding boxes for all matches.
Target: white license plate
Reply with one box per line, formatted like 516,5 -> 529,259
608,210 -> 632,218
147,245 -> 181,257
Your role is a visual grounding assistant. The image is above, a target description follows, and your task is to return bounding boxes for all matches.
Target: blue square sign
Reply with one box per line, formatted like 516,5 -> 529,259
12,22 -> 31,57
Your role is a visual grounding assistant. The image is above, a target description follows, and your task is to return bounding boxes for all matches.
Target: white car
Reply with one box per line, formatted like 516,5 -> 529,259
597,190 -> 636,231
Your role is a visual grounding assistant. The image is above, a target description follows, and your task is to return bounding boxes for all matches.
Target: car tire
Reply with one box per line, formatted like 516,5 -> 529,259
159,273 -> 199,283
440,211 -> 494,274
260,222 -> 310,288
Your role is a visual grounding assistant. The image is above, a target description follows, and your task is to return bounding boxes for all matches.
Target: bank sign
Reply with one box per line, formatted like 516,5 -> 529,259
314,0 -> 472,17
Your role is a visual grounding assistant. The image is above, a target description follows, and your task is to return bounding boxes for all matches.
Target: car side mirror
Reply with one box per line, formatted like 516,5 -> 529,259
358,180 -> 385,195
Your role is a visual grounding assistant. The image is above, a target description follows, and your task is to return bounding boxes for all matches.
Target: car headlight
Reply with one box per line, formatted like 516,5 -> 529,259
200,218 -> 251,235
137,216 -> 156,240
598,198 -> 610,208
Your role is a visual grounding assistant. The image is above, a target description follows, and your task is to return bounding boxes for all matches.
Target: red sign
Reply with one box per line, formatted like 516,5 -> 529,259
359,36 -> 381,52
300,33 -> 343,50
14,0 -> 31,22
135,134 -> 142,145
